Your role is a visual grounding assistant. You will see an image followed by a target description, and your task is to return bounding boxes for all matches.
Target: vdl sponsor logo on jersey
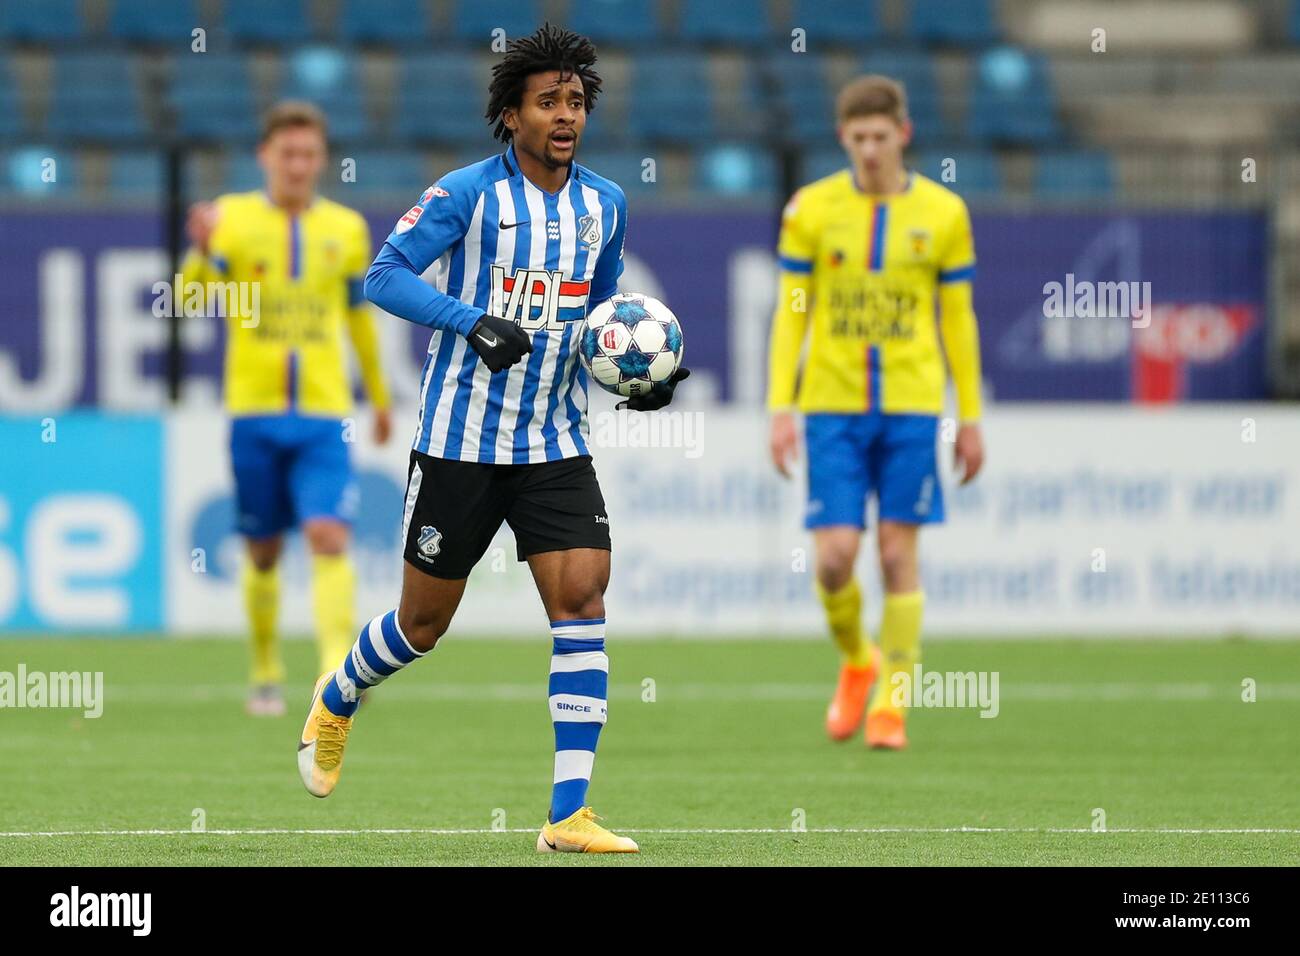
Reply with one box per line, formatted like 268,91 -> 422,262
490,265 -> 592,331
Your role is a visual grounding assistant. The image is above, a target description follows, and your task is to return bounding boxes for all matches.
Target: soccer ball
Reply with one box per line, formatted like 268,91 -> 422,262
579,293 -> 684,398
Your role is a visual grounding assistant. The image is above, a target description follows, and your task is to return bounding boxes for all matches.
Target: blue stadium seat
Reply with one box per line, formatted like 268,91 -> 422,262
913,149 -> 1002,198
628,52 -> 715,142
450,0 -> 542,43
1,147 -> 78,197
0,59 -> 25,139
576,149 -> 659,196
337,150 -> 428,197
766,54 -> 835,144
1290,0 -> 1300,42
224,153 -> 267,192
568,0 -> 661,44
858,50 -> 944,143
168,54 -> 260,142
109,152 -> 164,199
47,53 -> 147,142
280,47 -> 373,143
694,145 -> 777,198
679,0 -> 773,45
224,0 -> 313,45
1034,151 -> 1115,199
110,0 -> 200,43
967,47 -> 1059,145
338,0 -> 431,45
789,0 -> 883,46
906,0 -> 998,47
394,53 -> 494,148
801,148 -> 848,184
0,0 -> 85,42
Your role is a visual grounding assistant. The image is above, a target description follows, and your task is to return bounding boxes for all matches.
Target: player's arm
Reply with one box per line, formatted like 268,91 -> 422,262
344,217 -> 392,443
178,199 -> 230,289
767,190 -> 816,477
595,190 -> 688,411
937,198 -> 985,484
364,181 -> 530,373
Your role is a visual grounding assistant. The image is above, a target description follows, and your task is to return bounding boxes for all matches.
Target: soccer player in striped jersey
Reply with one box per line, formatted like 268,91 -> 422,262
181,102 -> 392,717
767,76 -> 986,749
297,24 -> 685,853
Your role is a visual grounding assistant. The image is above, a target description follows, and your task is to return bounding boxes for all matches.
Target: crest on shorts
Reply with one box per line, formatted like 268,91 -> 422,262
417,525 -> 442,560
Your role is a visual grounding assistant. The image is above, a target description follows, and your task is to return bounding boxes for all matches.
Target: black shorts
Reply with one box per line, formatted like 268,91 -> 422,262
400,450 -> 611,579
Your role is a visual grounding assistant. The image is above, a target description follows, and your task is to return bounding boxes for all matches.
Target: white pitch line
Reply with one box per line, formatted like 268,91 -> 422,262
2,826 -> 1298,838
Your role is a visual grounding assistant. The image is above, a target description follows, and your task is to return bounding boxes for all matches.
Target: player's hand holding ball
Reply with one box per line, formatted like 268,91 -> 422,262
467,313 -> 533,373
580,293 -> 688,411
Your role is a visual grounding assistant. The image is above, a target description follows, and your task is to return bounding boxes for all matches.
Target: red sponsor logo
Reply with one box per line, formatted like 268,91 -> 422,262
395,204 -> 423,233
1132,304 -> 1255,402
602,327 -> 619,350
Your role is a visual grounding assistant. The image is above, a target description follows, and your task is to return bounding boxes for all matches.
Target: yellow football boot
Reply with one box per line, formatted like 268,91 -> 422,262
297,672 -> 354,797
537,807 -> 640,854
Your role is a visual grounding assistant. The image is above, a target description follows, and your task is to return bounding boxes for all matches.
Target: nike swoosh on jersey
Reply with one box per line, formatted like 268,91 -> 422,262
499,219 -> 527,230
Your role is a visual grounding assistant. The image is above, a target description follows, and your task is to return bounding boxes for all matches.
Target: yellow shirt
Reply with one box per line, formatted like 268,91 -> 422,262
180,191 -> 390,417
767,170 -> 983,420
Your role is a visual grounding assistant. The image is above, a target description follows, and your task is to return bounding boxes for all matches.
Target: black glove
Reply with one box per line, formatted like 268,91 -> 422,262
467,314 -> 532,373
617,367 -> 690,411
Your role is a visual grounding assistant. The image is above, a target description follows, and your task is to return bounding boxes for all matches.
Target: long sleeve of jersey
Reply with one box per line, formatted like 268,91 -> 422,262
766,190 -> 816,411
936,199 -> 983,421
343,218 -> 390,409
364,183 -> 485,337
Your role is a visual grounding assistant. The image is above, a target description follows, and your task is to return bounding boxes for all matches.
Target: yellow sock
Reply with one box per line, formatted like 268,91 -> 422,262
816,578 -> 873,667
243,562 -> 283,685
311,553 -> 356,674
870,590 -> 925,716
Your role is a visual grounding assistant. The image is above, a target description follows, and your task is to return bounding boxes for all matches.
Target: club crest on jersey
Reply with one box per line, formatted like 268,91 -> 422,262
577,214 -> 601,248
490,265 -> 591,331
909,229 -> 931,259
417,525 -> 442,560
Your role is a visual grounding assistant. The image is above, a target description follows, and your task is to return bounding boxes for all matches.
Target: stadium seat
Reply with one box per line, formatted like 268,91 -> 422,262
1034,150 -> 1115,199
395,53 -> 495,148
224,0 -> 313,45
451,0 -> 542,43
568,0 -> 661,44
109,152 -> 165,200
109,0 -> 200,43
47,53 -> 147,142
0,0 -> 85,42
694,144 -> 777,198
168,54 -> 260,142
788,0 -> 883,46
223,153 -> 267,192
906,0 -> 998,47
576,149 -> 659,197
858,50 -> 944,143
337,0 -> 431,46
1,147 -> 78,197
679,0 -> 774,45
336,150 -> 428,199
801,148 -> 848,184
967,47 -> 1059,145
0,59 -> 25,139
628,52 -> 715,143
765,54 -> 836,144
280,47 -> 373,143
913,149 -> 1002,199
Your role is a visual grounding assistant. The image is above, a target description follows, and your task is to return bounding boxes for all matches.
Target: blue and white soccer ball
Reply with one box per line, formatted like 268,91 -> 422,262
579,293 -> 684,398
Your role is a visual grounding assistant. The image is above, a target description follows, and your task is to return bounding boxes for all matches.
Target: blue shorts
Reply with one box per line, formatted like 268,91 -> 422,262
229,415 -> 357,539
804,412 -> 944,530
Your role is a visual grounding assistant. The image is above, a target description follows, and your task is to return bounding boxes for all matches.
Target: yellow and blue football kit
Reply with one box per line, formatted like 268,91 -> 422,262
181,191 -> 391,680
767,169 -> 982,530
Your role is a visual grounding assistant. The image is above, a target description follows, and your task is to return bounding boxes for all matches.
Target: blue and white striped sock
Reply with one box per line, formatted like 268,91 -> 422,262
321,609 -> 425,718
548,617 -> 608,823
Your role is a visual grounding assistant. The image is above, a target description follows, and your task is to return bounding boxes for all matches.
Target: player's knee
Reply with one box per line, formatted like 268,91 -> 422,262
304,520 -> 349,555
815,543 -> 857,590
556,581 -> 605,623
878,538 -> 918,591
397,605 -> 450,653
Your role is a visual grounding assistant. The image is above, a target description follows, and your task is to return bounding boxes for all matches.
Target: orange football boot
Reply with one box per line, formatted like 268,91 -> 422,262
865,707 -> 908,750
825,644 -> 881,741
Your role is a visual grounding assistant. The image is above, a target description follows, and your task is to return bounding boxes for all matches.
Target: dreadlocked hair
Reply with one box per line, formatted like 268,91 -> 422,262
486,23 -> 602,143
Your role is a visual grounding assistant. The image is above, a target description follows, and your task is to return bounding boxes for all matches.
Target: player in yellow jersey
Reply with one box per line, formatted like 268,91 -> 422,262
180,102 -> 392,716
767,76 -> 986,749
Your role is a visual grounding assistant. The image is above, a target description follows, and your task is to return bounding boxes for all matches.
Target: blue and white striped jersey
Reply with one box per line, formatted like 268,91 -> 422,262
365,145 -> 627,464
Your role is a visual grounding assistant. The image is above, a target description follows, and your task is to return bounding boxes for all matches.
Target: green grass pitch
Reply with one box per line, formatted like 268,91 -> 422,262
1,636 -> 1297,866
